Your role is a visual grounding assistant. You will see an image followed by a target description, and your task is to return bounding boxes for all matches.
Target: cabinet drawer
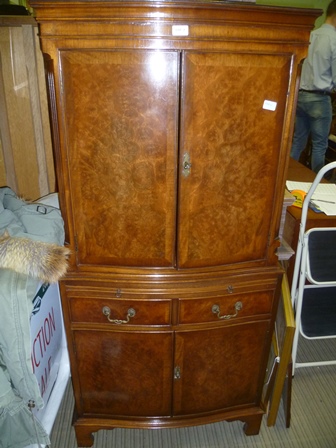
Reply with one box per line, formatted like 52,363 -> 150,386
179,289 -> 274,325
69,296 -> 172,326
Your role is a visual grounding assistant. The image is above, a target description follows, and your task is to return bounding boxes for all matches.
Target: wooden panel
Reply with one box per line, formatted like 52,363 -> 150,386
0,22 -> 54,199
178,51 -> 292,268
266,274 -> 295,427
173,320 -> 271,415
0,50 -> 17,191
60,50 -> 179,267
0,136 -> 6,188
73,330 -> 174,417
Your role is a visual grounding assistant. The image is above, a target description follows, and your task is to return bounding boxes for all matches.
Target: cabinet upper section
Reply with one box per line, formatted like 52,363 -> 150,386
31,1 -> 320,273
30,1 -> 319,37
30,2 -> 320,57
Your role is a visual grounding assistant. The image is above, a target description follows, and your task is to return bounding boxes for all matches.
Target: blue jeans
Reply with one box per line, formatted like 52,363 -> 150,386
290,91 -> 332,173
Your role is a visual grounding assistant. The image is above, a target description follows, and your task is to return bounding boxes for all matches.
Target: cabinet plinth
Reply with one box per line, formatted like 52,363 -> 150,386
30,1 -> 319,446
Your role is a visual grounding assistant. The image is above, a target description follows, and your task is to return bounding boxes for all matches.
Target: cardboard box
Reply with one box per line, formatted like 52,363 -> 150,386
31,283 -> 64,412
29,282 -> 70,437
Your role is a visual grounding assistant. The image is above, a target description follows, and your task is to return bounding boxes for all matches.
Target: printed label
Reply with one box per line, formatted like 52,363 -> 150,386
172,25 -> 189,36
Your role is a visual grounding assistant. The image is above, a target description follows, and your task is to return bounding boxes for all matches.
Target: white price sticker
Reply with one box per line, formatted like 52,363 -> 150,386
172,25 -> 189,36
263,100 -> 277,111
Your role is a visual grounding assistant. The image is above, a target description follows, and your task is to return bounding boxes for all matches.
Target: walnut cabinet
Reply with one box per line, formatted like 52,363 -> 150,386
30,1 -> 319,446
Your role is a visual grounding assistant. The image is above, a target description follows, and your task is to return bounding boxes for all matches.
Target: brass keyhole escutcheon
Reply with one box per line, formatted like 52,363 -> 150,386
182,153 -> 192,177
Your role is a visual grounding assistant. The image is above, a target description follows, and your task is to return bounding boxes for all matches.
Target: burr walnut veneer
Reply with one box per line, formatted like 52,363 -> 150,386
30,1 -> 319,446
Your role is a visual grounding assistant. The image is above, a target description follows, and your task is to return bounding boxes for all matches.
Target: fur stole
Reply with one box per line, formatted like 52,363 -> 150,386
0,231 -> 70,283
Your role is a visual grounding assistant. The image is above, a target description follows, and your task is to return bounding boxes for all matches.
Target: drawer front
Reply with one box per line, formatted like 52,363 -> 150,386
67,294 -> 172,326
179,287 -> 275,325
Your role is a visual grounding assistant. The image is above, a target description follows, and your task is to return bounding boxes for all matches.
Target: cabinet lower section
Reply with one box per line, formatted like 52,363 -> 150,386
60,271 -> 281,447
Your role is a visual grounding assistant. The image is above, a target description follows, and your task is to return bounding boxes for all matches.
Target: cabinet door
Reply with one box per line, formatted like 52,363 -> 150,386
178,51 -> 292,268
60,50 -> 179,267
72,330 -> 173,417
173,321 -> 270,415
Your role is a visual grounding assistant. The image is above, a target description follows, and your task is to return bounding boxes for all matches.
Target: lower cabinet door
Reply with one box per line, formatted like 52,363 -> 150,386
72,329 -> 174,417
173,321 -> 271,415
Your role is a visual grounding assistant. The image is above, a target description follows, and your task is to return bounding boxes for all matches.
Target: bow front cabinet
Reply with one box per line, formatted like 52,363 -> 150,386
30,1 -> 318,446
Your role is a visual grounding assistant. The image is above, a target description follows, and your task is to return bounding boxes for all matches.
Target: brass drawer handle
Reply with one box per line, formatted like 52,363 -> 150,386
212,301 -> 243,320
102,306 -> 136,324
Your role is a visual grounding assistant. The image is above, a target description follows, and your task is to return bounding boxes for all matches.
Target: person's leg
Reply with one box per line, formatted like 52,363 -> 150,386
308,95 -> 332,173
290,95 -> 311,161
